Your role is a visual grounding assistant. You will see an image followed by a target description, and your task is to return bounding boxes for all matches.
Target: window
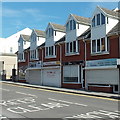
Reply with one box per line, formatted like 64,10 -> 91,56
70,20 -> 72,30
101,13 -> 105,25
77,24 -> 79,29
92,16 -> 95,27
10,47 -> 13,53
46,46 -> 55,57
97,14 -> 100,25
92,40 -> 96,53
66,20 -> 76,31
24,41 -> 26,45
97,39 -> 100,52
18,53 -> 25,61
46,28 -> 54,37
107,17 -> 109,24
46,47 -> 48,56
73,20 -> 76,29
73,41 -> 76,52
101,38 -> 105,52
66,40 -> 78,54
66,43 -> 69,53
91,37 -> 109,54
55,31 -> 56,36
30,50 -> 38,60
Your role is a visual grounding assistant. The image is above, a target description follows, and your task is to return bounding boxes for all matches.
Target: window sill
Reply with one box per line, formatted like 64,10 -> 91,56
30,58 -> 39,61
91,51 -> 109,56
63,82 -> 81,84
45,55 -> 56,59
65,52 -> 79,56
18,60 -> 25,62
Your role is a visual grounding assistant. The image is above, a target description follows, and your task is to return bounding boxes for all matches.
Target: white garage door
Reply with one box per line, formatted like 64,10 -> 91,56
86,69 -> 119,85
42,67 -> 61,87
25,69 -> 41,85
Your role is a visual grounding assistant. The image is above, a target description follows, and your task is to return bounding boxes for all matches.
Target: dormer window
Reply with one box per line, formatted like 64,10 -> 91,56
92,16 -> 95,27
101,13 -> 105,25
92,13 -> 105,27
66,20 -> 76,32
97,14 -> 100,25
46,28 -> 53,37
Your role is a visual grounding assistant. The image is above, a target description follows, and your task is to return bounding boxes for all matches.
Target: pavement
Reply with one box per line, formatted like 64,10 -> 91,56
1,80 -> 120,100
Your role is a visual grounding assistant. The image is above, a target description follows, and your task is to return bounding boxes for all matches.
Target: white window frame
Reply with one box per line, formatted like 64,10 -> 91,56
91,37 -> 109,54
45,46 -> 56,58
66,40 -> 79,55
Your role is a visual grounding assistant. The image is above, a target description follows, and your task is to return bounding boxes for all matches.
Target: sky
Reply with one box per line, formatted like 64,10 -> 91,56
1,2 -> 119,38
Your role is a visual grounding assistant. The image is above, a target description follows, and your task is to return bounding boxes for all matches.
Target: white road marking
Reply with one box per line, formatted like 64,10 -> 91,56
65,110 -> 120,119
16,91 -> 37,97
0,88 -> 10,91
48,98 -> 87,107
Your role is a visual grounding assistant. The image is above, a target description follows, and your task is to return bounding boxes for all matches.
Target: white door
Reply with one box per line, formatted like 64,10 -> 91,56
25,69 -> 41,85
42,67 -> 61,87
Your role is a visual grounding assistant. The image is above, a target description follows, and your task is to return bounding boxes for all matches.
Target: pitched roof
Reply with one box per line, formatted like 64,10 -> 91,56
78,27 -> 91,40
21,34 -> 30,42
55,35 -> 65,44
71,14 -> 91,25
50,23 -> 66,33
99,7 -> 120,19
37,42 -> 45,49
34,29 -> 45,38
107,22 -> 120,36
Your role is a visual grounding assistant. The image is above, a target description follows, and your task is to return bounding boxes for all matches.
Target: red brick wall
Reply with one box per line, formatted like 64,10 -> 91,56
62,40 -> 85,62
62,83 -> 82,89
88,86 -> 113,93
86,36 -> 119,61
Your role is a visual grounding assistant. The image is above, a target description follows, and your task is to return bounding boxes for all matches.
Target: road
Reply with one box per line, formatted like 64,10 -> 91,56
0,82 -> 119,120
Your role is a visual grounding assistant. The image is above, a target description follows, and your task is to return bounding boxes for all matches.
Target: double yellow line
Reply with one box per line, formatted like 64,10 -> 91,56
1,82 -> 119,102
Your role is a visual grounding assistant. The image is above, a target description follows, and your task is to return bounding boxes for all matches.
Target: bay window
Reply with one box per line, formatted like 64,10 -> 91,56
101,13 -> 105,25
97,14 -> 100,25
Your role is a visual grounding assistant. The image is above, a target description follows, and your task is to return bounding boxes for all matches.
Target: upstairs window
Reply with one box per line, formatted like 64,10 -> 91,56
101,13 -> 105,25
97,14 -> 100,25
46,46 -> 55,57
30,50 -> 38,60
66,20 -> 76,31
46,28 -> 54,37
92,16 -> 95,27
66,40 -> 79,54
18,53 -> 25,61
92,13 -> 106,27
91,37 -> 109,54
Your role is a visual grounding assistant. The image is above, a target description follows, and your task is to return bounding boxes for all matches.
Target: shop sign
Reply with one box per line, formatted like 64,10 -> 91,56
29,61 -> 42,68
43,61 -> 60,66
86,59 -> 119,67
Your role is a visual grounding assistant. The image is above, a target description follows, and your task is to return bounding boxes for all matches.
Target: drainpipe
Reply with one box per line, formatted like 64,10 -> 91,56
58,43 -> 62,88
118,35 -> 120,95
41,48 -> 44,85
83,38 -> 87,90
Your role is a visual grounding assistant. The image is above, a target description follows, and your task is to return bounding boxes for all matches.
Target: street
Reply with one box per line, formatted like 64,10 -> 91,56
0,82 -> 119,120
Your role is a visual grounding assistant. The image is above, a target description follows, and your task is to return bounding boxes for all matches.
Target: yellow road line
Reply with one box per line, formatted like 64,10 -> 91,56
1,82 -> 119,102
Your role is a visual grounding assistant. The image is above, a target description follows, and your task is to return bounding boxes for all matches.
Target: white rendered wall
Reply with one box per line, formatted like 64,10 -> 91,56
37,37 -> 45,47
